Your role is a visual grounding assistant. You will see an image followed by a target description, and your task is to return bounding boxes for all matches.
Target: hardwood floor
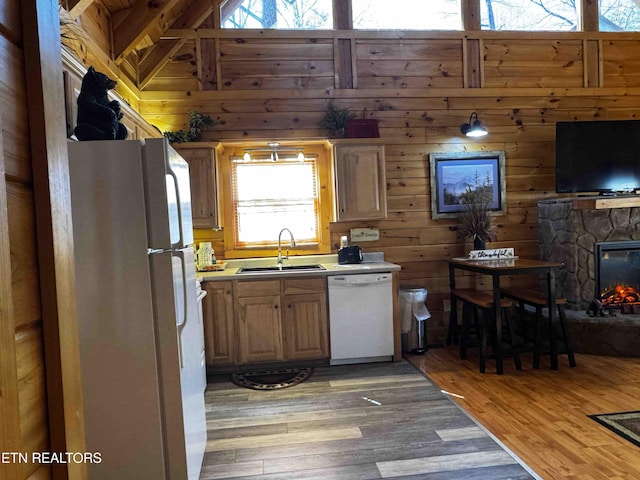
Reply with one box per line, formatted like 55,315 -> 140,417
202,361 -> 537,479
408,348 -> 640,480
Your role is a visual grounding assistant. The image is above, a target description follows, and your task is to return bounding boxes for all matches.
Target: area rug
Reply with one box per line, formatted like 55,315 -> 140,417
230,367 -> 313,391
588,410 -> 640,447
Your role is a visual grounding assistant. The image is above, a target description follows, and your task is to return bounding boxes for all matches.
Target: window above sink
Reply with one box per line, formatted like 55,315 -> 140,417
218,143 -> 333,259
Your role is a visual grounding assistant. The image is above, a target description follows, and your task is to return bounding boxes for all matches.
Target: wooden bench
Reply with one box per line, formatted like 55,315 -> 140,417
450,288 -> 521,373
500,287 -> 576,369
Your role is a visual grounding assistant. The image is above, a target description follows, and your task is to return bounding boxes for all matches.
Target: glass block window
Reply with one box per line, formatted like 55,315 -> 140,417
353,0 -> 462,30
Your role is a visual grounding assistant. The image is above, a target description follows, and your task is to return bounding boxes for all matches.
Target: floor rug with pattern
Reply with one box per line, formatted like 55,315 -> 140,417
231,367 -> 313,390
588,410 -> 640,447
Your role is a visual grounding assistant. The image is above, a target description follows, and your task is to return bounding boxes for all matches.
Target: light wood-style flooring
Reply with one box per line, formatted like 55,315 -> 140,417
201,361 -> 536,479
408,348 -> 640,480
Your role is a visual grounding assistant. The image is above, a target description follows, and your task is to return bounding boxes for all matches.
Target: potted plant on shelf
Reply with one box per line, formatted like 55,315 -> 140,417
457,182 -> 497,250
319,101 -> 356,138
163,111 -> 215,143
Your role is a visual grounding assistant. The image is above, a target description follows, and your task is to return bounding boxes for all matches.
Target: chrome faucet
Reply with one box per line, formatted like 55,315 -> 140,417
277,228 -> 296,266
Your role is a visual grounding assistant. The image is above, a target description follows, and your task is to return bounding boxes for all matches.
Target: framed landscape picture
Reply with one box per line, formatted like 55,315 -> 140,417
429,151 -> 506,219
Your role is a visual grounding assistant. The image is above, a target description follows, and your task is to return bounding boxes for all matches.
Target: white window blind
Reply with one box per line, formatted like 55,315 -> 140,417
231,156 -> 320,248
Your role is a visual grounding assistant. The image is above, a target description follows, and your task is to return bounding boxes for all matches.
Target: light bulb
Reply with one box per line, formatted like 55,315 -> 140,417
244,151 -> 251,161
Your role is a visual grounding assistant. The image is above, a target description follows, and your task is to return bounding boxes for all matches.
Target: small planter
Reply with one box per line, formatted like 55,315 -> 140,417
346,109 -> 380,138
320,102 -> 355,138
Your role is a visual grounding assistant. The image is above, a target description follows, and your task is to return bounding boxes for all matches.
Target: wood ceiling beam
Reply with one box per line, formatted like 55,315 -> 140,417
65,0 -> 95,19
112,0 -> 183,64
138,0 -> 215,89
138,39 -> 188,89
220,0 -> 244,25
174,0 -> 216,29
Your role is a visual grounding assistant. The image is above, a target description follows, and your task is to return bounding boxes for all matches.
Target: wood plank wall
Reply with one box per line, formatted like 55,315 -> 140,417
71,5 -> 640,345
0,1 -> 51,479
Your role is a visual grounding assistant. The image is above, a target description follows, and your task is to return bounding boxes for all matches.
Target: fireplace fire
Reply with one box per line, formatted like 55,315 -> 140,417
596,241 -> 640,312
600,285 -> 640,311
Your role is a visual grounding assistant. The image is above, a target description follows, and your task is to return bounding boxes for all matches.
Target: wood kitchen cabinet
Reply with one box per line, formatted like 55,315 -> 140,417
174,143 -> 220,228
283,278 -> 329,360
235,280 -> 284,364
202,281 -> 236,366
202,277 -> 329,367
333,144 -> 387,221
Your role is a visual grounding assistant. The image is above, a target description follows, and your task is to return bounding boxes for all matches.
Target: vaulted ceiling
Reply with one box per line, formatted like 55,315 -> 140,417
62,0 -> 223,88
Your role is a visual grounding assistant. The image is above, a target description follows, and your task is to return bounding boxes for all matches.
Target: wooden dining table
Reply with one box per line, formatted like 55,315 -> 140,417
448,257 -> 563,374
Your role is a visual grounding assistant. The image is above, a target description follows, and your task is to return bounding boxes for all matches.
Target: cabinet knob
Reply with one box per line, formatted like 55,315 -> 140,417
274,304 -> 278,309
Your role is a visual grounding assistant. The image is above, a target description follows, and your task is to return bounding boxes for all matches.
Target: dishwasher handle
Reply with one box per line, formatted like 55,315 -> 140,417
328,273 -> 392,286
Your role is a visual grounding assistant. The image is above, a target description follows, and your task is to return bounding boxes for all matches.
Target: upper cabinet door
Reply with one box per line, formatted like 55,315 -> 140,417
175,145 -> 220,229
333,144 -> 387,221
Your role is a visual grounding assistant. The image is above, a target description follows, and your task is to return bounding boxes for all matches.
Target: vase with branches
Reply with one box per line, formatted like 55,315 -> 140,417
457,179 -> 497,250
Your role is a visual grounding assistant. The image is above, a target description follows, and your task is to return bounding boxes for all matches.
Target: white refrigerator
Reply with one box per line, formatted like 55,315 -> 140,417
68,138 -> 207,480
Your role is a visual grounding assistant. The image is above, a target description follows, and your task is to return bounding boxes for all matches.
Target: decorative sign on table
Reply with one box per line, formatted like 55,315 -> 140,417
468,248 -> 516,260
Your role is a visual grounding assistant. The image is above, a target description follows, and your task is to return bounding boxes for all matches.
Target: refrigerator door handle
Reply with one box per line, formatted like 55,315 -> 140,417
178,256 -> 189,328
168,168 -> 187,249
176,328 -> 185,368
176,256 -> 190,368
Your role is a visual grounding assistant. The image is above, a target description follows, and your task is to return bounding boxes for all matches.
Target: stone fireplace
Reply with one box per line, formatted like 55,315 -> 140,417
538,197 -> 640,357
537,197 -> 640,310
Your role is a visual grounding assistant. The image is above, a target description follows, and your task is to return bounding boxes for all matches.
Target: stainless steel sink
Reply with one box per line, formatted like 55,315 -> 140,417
236,264 -> 326,274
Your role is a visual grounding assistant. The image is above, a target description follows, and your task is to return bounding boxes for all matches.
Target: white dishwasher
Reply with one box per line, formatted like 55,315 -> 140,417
328,273 -> 394,365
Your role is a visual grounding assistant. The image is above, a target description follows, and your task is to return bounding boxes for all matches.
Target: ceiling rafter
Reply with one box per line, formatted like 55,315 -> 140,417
138,0 -> 215,88
112,0 -> 184,64
64,0 -> 96,19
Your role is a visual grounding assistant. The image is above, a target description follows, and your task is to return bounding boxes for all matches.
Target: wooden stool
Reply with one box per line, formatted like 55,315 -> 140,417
501,287 -> 576,369
450,288 -> 521,373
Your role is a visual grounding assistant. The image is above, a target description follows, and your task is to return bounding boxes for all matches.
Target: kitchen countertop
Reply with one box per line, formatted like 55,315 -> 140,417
197,252 -> 401,281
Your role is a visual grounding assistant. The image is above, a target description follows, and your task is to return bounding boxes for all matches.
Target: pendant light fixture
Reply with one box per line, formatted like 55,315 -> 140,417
460,112 -> 488,138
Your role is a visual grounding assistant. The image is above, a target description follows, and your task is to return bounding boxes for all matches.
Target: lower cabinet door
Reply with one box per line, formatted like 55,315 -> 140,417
202,282 -> 235,366
284,293 -> 329,360
236,295 -> 284,363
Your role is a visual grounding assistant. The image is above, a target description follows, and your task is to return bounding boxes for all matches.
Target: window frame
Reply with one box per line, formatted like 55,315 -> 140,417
220,143 -> 334,259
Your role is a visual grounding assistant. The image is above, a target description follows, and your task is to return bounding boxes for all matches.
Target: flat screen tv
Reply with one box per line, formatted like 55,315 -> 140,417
555,120 -> 640,194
